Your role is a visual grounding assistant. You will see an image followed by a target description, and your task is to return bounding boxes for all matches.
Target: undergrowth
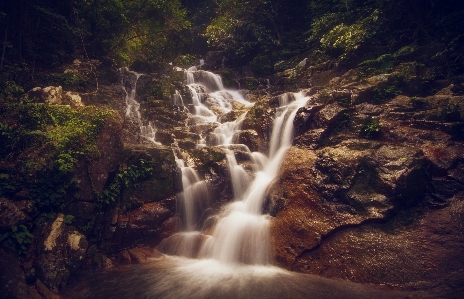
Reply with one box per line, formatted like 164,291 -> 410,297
0,102 -> 114,212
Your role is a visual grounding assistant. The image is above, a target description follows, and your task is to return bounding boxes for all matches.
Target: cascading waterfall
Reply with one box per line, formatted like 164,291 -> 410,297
68,66 -> 408,299
161,65 -> 310,266
121,65 -> 310,266
121,68 -> 161,145
199,92 -> 309,265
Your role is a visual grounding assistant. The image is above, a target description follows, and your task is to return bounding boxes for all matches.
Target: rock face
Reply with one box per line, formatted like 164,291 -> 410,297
97,144 -> 179,252
266,65 -> 464,296
121,144 -> 178,204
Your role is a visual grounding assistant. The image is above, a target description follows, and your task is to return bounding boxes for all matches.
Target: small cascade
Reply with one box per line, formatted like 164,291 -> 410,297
157,144 -> 212,257
198,92 -> 309,265
121,68 -> 161,145
172,90 -> 185,106
123,71 -> 142,119
140,121 -> 161,145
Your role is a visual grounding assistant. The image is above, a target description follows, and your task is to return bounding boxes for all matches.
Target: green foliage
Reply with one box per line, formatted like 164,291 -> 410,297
370,76 -> 403,104
64,214 -> 75,224
203,0 -> 310,65
320,10 -> 379,58
1,81 -> 25,102
98,159 -> 153,207
361,117 -> 381,139
0,102 -> 113,211
372,84 -> 402,103
245,78 -> 259,90
0,225 -> 34,254
358,54 -> 394,70
176,54 -> 196,67
251,54 -> 274,76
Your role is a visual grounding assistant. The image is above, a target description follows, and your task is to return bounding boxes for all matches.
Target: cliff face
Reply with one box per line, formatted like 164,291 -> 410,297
230,57 -> 464,295
266,68 -> 464,295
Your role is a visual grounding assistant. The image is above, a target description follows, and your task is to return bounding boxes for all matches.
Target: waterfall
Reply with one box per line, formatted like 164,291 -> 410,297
121,68 -> 161,145
158,65 -> 309,266
198,91 -> 309,265
67,67 -> 409,299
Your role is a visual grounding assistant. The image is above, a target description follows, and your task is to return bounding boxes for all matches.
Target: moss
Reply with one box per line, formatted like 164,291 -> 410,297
0,103 -> 114,212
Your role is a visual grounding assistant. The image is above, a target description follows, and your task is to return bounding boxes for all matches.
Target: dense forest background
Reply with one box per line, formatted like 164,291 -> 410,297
1,0 -> 463,88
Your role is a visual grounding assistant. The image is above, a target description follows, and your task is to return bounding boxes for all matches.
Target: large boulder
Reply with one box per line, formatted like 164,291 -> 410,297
35,214 -> 88,291
110,197 -> 176,250
27,86 -> 63,105
269,141 -> 453,269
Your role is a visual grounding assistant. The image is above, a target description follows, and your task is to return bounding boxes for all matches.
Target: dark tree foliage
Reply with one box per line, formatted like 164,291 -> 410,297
0,0 -> 190,72
0,0 -> 462,82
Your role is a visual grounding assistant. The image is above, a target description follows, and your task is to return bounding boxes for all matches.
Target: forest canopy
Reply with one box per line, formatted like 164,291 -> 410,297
0,0 -> 463,81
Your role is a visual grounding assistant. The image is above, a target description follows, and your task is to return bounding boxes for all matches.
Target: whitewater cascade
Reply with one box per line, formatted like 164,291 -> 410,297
121,68 -> 161,145
156,65 -> 310,266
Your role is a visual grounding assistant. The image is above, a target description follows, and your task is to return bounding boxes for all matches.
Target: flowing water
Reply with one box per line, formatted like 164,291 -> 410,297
121,68 -> 161,145
65,66 -> 410,299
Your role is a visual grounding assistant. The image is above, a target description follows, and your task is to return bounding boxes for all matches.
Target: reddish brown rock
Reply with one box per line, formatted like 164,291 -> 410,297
129,200 -> 174,228
127,247 -> 163,263
291,197 -> 464,297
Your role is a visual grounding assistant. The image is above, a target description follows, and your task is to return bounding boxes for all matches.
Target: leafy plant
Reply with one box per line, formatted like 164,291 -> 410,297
64,215 -> 75,224
320,10 -> 379,58
0,102 -> 114,212
0,225 -> 34,254
98,158 -> 153,207
176,54 -> 196,67
361,117 -> 381,139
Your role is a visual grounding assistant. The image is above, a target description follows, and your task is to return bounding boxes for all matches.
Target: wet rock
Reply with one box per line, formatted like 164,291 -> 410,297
293,102 -> 352,148
36,214 -> 88,291
177,139 -> 198,150
0,246 -> 42,299
156,232 -> 210,258
155,130 -> 175,145
109,197 -> 176,250
73,112 -> 123,203
309,69 -> 338,87
129,200 -> 175,228
269,142 -> 436,270
122,144 -> 177,204
242,97 -> 275,153
232,130 -> 260,152
126,247 -> 162,263
291,198 -> 464,296
158,216 -> 180,240
84,246 -> 114,269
